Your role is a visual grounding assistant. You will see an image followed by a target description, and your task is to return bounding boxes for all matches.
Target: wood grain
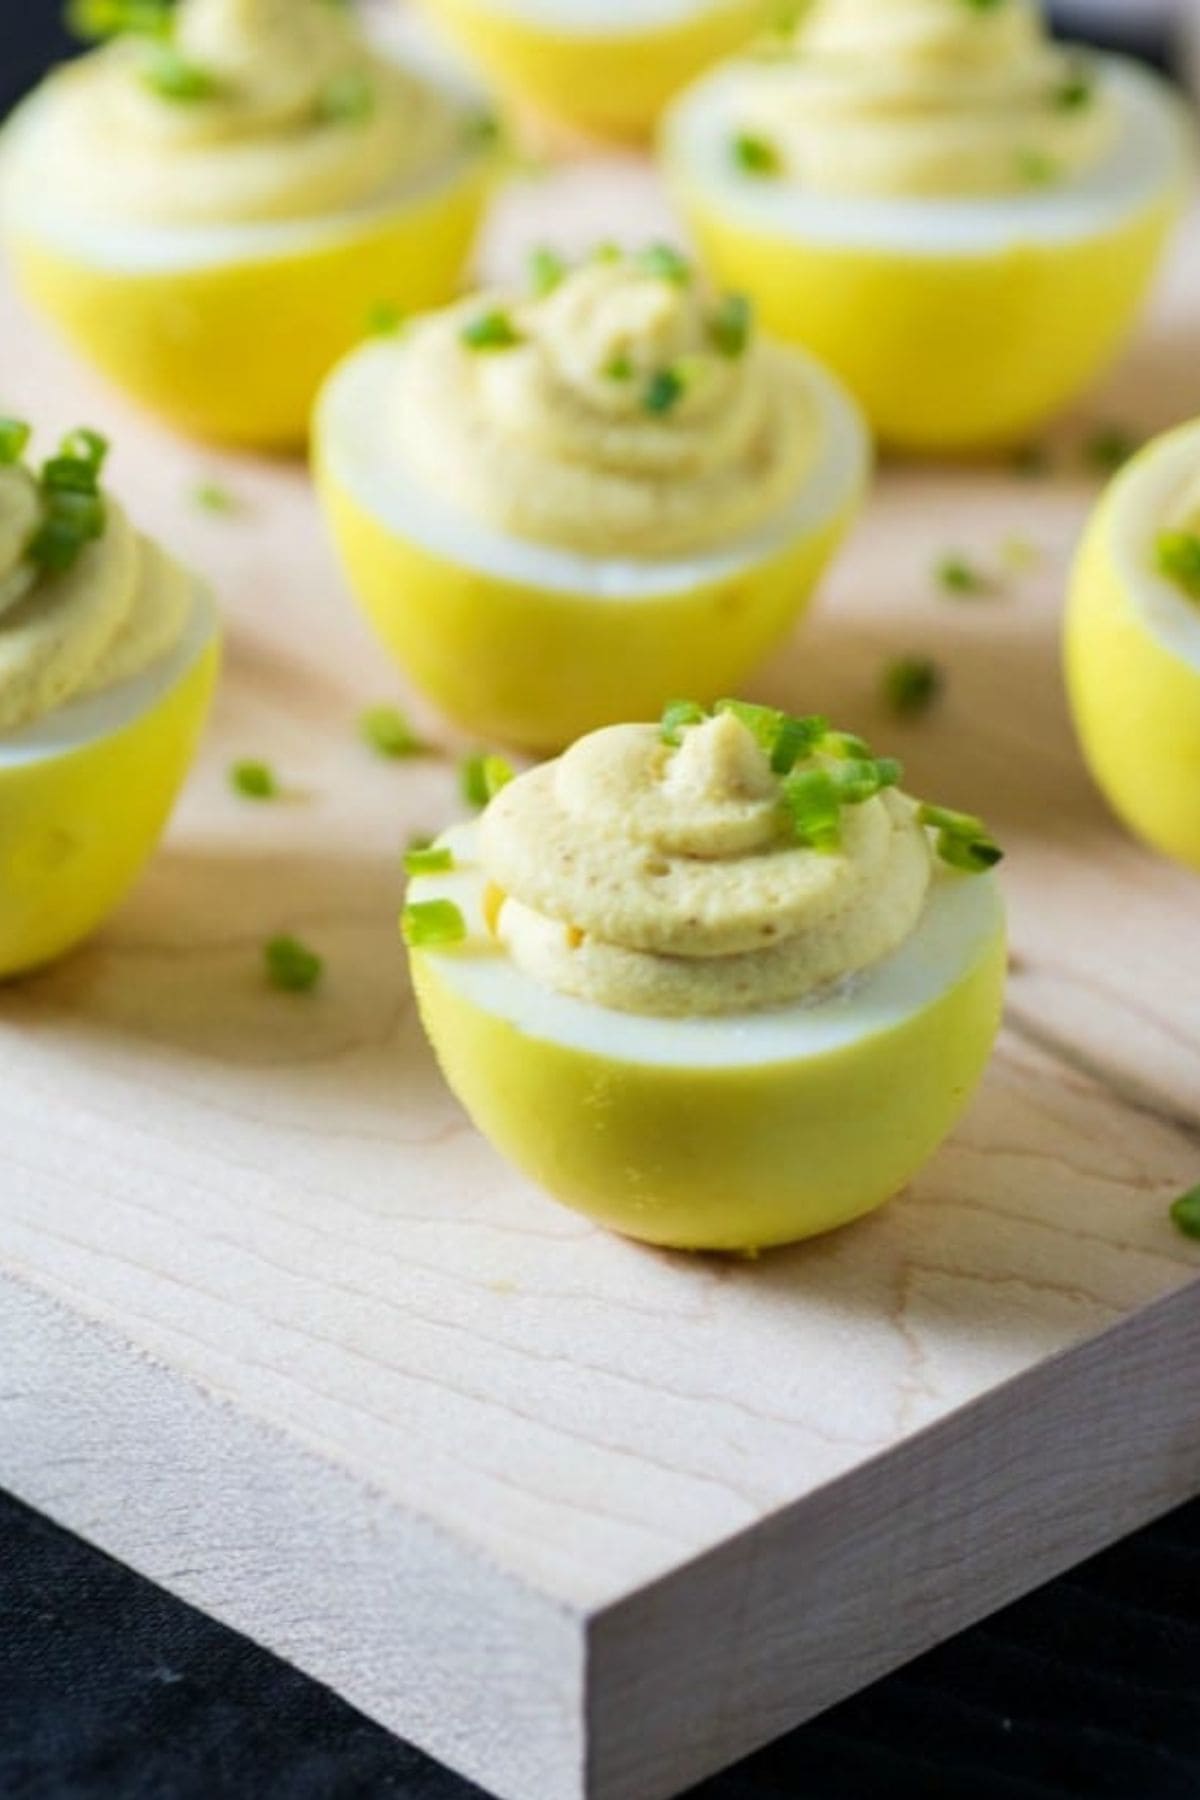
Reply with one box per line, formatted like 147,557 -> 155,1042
1,78 -> 1199,1800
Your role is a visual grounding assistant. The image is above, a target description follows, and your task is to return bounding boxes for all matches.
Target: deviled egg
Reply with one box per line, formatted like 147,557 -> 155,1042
1066,418 -> 1200,870
316,246 -> 869,750
417,0 -> 769,140
403,701 -> 1006,1250
0,420 -> 219,978
664,0 -> 1190,451
1,0 -> 496,448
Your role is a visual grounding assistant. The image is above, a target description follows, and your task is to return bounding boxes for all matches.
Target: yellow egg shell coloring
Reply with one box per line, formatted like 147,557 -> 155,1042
314,339 -> 869,751
0,587 -> 219,979
1066,419 -> 1200,870
419,0 -> 770,140
664,58 -> 1189,451
2,86 -> 493,450
407,823 -> 1007,1251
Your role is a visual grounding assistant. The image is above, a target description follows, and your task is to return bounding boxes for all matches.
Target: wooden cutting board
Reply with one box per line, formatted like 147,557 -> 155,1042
2,109 -> 1199,1800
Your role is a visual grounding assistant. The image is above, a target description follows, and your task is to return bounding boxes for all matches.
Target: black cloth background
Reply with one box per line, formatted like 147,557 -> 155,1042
1,5 -> 1196,1797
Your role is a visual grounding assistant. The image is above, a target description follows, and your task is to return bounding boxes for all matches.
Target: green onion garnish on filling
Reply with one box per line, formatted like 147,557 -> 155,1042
709,294 -> 754,360
660,699 -> 709,746
402,899 -> 467,948
1170,1185 -> 1200,1240
66,0 -> 174,40
1015,147 -> 1058,187
193,479 -> 239,515
317,70 -> 375,124
634,243 -> 691,285
918,803 -> 1004,872
365,299 -> 404,337
230,759 -> 280,801
783,767 -> 843,852
27,426 -> 110,574
883,655 -> 943,719
528,246 -> 567,297
403,844 -> 455,877
662,698 -> 1002,868
461,310 -> 524,352
460,752 -> 515,808
0,419 -> 32,465
264,934 -> 324,993
1156,529 -> 1200,602
643,368 -> 686,416
139,46 -> 219,102
732,132 -> 781,177
603,354 -> 635,382
359,704 -> 426,759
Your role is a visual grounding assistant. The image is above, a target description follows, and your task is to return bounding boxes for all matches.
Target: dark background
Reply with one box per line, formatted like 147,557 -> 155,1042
2,5 -> 1198,1798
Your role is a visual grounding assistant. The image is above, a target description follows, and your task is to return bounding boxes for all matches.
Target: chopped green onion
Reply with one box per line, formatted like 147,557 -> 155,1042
404,843 -> 455,876
709,293 -> 753,359
1170,1185 -> 1200,1240
732,132 -> 781,176
1001,535 -> 1040,572
918,802 -> 1004,872
67,0 -> 173,40
402,899 -> 467,948
461,310 -> 524,352
317,69 -> 375,123
140,47 -> 219,102
592,241 -> 622,264
883,656 -> 943,718
462,107 -> 501,148
26,427 -> 110,573
529,246 -> 567,297
365,299 -> 404,337
265,934 -> 323,993
1084,424 -> 1139,475
1015,147 -> 1058,187
936,553 -> 993,598
634,243 -> 691,285
1011,442 -> 1050,478
230,760 -> 280,800
958,0 -> 1006,9
1155,529 -> 1200,601
661,699 -> 708,745
643,368 -> 685,416
1055,69 -> 1094,111
192,479 -> 240,515
0,419 -> 31,465
460,752 -> 515,807
714,698 -> 825,772
783,768 -> 842,852
603,353 -> 635,381
359,704 -> 425,759
820,728 -> 869,759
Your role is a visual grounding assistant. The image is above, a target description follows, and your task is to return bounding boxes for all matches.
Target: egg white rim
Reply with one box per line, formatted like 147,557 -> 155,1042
0,580 -> 218,769
317,338 -> 870,600
664,55 -> 1192,257
409,821 -> 1005,1071
1101,418 -> 1200,674
0,44 -> 491,277
436,0 -> 755,38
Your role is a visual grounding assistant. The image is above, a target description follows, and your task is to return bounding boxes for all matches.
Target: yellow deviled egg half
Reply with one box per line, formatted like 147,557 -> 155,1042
1066,419 -> 1200,870
664,0 -> 1190,451
0,419 -> 219,979
403,701 -> 1006,1251
315,246 -> 869,751
417,0 -> 770,140
1,0 -> 496,449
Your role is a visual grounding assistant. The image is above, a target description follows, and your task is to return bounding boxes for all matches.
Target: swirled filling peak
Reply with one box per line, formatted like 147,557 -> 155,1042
475,701 -> 1002,1017
387,246 -> 822,558
0,422 -> 190,733
729,0 -> 1118,199
13,0 -> 473,229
